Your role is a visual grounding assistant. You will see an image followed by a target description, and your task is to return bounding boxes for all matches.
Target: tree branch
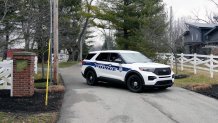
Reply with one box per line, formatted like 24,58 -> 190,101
0,0 -> 8,22
209,0 -> 218,8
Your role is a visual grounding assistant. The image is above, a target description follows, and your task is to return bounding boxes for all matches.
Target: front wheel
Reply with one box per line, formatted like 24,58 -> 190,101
127,75 -> 144,93
85,70 -> 97,85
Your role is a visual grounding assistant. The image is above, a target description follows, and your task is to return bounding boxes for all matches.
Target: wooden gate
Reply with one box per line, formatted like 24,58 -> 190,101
0,60 -> 13,96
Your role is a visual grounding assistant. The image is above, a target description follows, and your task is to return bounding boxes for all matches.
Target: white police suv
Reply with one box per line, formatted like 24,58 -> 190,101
81,50 -> 174,92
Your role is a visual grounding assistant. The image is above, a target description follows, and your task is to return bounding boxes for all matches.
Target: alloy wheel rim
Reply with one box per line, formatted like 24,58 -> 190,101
130,77 -> 140,89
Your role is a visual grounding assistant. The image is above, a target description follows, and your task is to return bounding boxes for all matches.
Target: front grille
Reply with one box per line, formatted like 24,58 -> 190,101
154,68 -> 171,75
159,76 -> 171,78
155,80 -> 173,86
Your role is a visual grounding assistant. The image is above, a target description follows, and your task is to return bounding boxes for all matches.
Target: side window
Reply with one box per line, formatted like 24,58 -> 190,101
96,53 -> 110,61
109,53 -> 122,63
85,53 -> 96,60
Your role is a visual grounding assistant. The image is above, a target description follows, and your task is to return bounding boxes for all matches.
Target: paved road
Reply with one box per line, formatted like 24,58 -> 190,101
58,64 -> 218,123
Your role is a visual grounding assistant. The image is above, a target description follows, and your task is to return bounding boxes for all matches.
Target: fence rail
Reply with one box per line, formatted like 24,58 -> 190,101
0,60 -> 13,96
157,53 -> 218,78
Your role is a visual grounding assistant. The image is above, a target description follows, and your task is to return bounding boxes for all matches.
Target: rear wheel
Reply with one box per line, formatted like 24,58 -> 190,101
127,75 -> 144,93
85,70 -> 97,85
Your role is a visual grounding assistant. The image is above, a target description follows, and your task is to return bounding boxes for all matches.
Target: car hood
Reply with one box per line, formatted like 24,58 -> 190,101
132,62 -> 170,68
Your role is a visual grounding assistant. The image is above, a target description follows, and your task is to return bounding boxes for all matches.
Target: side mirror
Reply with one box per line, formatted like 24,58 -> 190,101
114,58 -> 122,64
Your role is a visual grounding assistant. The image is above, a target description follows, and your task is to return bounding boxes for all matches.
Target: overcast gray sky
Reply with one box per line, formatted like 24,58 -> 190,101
163,0 -> 218,19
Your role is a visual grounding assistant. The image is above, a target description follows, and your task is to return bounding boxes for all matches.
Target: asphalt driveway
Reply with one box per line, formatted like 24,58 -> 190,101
58,64 -> 218,123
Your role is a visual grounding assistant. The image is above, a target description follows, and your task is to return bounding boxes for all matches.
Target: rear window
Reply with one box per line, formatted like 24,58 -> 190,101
85,53 -> 96,60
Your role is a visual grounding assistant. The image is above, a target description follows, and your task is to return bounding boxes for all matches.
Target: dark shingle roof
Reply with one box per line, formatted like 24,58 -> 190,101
182,31 -> 189,36
214,16 -> 218,20
186,23 -> 218,28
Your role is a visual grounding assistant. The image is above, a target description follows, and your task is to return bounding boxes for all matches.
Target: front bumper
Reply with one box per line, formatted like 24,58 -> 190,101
140,71 -> 174,87
149,80 -> 173,87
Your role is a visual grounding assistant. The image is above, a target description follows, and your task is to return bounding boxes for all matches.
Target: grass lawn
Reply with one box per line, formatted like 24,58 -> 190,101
34,71 -> 63,88
59,61 -> 78,68
34,72 -> 47,88
0,112 -> 57,123
173,67 -> 218,87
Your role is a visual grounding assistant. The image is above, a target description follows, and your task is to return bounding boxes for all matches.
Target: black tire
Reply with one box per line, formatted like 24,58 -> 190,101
126,75 -> 144,93
85,70 -> 97,85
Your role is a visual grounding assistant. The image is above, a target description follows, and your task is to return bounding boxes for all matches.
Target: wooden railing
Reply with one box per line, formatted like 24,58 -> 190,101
157,53 -> 218,78
0,60 -> 13,96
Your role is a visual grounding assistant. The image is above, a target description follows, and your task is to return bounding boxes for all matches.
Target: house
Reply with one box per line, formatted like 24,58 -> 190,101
183,23 -> 218,54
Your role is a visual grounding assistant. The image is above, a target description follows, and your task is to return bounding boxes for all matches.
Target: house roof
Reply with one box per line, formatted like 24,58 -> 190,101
182,31 -> 189,36
186,23 -> 218,28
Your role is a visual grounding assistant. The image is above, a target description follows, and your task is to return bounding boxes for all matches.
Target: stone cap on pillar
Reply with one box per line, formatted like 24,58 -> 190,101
13,52 -> 36,56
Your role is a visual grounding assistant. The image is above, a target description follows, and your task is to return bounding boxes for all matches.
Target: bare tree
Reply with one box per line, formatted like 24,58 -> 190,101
209,0 -> 218,8
192,9 -> 218,24
192,0 -> 218,24
0,0 -> 8,22
78,0 -> 94,61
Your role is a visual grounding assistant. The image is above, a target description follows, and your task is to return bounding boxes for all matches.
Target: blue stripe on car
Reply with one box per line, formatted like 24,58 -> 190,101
83,61 -> 131,72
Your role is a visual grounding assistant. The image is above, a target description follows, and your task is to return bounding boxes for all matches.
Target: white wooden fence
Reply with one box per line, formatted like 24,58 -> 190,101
52,53 -> 69,63
34,56 -> 38,74
0,60 -> 13,96
157,53 -> 218,78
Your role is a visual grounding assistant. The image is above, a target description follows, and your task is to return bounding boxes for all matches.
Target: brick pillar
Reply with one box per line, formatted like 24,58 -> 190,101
13,52 -> 36,97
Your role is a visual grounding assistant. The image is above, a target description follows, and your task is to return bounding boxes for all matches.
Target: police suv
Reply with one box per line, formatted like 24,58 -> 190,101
81,50 -> 174,92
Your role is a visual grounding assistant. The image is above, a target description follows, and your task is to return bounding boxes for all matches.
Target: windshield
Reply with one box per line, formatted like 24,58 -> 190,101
120,52 -> 152,63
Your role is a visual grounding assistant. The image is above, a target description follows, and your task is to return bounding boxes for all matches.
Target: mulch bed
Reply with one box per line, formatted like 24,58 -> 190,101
195,85 -> 218,99
175,74 -> 190,79
0,90 -> 64,113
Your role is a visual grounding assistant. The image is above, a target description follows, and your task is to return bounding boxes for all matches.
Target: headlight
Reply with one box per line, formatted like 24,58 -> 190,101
139,67 -> 155,72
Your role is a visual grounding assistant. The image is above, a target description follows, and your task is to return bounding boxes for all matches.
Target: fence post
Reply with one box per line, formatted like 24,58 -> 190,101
171,53 -> 174,69
194,53 -> 197,74
181,53 -> 184,71
13,52 -> 36,97
210,54 -> 214,78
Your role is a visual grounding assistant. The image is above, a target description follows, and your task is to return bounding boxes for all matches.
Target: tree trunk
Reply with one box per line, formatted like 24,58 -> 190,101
3,31 -> 9,59
67,49 -> 74,61
123,28 -> 129,49
25,23 -> 30,50
31,40 -> 36,50
123,0 -> 130,50
22,21 -> 30,51
77,0 -> 93,61
41,53 -> 45,79
78,17 -> 89,61
72,50 -> 75,61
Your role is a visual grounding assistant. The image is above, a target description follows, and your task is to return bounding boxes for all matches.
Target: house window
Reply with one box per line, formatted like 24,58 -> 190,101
196,34 -> 198,40
192,34 -> 194,41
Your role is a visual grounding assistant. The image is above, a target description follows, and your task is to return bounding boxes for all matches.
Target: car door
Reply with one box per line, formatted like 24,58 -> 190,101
107,53 -> 126,81
95,53 -> 111,77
